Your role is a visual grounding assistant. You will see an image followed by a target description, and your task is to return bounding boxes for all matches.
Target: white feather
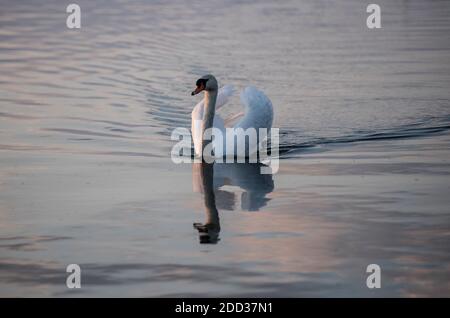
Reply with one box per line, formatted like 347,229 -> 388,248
191,85 -> 234,156
191,84 -> 273,158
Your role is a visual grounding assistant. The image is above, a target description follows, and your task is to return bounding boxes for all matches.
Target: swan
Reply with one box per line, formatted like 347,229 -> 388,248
191,74 -> 273,159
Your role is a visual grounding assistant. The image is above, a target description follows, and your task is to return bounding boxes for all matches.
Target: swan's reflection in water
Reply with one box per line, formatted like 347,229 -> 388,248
192,163 -> 274,244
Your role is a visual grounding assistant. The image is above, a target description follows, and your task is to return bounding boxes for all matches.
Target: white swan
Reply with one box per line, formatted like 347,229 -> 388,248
191,74 -> 273,158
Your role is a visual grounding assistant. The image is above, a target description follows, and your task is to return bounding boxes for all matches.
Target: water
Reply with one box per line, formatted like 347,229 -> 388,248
0,0 -> 449,296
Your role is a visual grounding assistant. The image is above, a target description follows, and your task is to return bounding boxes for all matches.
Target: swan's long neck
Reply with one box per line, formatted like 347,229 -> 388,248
201,90 -> 218,153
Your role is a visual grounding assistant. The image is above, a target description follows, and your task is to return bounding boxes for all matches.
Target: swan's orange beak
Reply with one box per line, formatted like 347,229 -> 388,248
191,82 -> 205,96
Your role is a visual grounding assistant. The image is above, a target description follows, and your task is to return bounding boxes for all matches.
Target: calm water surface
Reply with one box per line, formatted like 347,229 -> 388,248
0,0 -> 449,296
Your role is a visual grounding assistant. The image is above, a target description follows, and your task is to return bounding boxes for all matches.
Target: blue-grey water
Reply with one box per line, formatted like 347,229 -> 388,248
0,0 -> 449,297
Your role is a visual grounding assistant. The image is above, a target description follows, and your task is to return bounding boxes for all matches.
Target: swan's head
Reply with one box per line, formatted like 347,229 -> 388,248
191,74 -> 218,96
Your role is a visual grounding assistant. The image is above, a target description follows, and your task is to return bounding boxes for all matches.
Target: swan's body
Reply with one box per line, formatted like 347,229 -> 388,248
191,75 -> 273,158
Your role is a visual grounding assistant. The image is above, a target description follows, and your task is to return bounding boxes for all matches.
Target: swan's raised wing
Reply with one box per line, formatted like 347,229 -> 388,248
224,111 -> 245,127
216,85 -> 235,110
235,86 -> 273,129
